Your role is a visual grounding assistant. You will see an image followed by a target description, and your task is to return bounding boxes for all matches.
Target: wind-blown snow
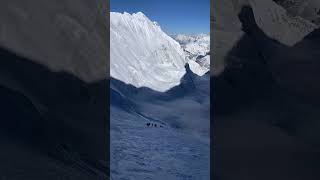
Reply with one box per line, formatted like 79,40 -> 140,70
110,12 -> 187,92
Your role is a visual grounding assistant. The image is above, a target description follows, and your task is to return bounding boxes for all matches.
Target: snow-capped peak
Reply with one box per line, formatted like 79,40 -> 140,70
132,11 -> 148,20
110,12 -> 187,92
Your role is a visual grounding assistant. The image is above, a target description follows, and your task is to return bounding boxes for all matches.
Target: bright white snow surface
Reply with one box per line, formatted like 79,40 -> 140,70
174,34 -> 210,57
110,12 -> 187,92
110,73 -> 210,179
110,11 -> 210,180
111,106 -> 210,180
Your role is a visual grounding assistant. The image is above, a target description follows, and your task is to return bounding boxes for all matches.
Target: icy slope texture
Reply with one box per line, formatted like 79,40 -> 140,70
274,0 -> 320,24
111,64 -> 210,136
249,0 -> 317,46
110,65 -> 210,179
188,59 -> 209,76
111,12 -> 187,92
111,106 -> 210,180
173,34 -> 210,76
212,0 -> 318,76
110,11 -> 210,179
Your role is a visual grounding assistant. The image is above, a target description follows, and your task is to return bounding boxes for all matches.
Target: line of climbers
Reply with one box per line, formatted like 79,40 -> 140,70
146,122 -> 163,128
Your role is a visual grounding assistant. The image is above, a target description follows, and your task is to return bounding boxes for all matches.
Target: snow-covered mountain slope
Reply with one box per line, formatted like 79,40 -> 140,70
213,2 -> 320,179
110,11 -> 210,179
249,0 -> 317,46
110,65 -> 210,179
110,105 -> 210,180
111,64 -> 210,136
173,34 -> 210,76
110,12 -> 187,92
174,34 -> 210,57
274,0 -> 320,24
212,0 -> 318,76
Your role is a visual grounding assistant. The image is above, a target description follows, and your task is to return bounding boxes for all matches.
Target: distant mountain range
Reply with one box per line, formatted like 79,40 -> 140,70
172,34 -> 210,76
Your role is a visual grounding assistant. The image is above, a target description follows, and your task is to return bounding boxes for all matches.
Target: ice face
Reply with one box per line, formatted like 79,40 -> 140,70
110,12 -> 187,92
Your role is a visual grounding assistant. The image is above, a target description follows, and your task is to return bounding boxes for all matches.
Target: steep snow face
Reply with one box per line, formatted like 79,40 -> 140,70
110,12 -> 187,92
173,34 -> 210,76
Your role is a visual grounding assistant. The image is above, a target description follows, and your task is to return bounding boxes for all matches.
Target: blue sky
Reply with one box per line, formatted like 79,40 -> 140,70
110,0 -> 210,35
